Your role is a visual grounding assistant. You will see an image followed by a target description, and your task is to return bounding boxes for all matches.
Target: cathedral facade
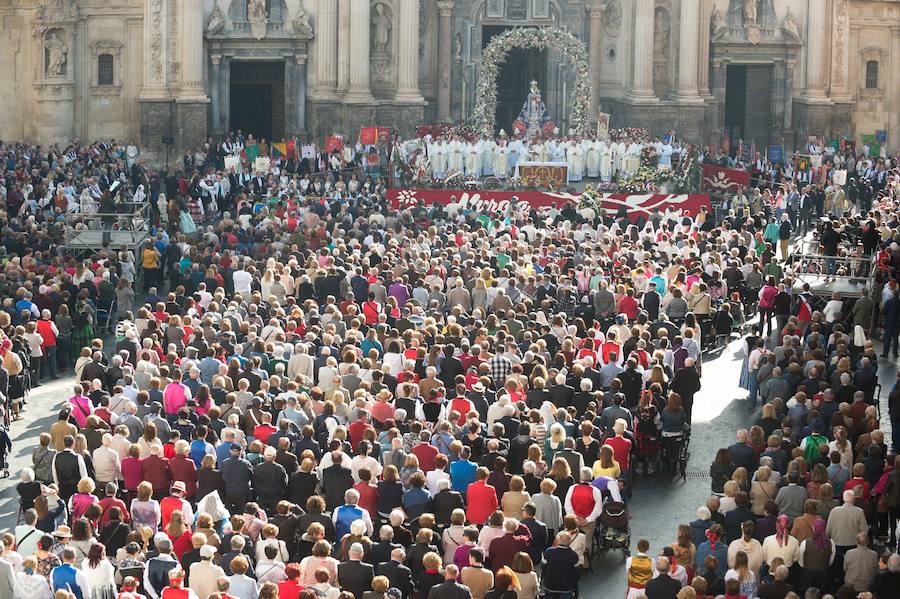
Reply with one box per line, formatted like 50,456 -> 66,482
1,0 -> 899,161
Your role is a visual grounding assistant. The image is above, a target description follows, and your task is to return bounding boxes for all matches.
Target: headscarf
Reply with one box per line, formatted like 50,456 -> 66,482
705,528 -> 718,551
775,514 -> 790,547
812,517 -> 829,550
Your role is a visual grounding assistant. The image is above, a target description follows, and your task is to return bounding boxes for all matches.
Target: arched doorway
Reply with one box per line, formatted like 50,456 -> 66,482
473,26 -> 590,137
482,25 -> 548,131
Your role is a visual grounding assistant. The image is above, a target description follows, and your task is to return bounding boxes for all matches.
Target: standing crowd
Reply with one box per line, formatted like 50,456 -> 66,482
0,137 -> 899,599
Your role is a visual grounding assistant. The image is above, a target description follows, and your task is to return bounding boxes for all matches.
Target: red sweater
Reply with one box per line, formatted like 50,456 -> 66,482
466,480 -> 498,525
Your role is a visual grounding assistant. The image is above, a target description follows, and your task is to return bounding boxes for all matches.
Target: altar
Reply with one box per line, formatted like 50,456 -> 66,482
514,161 -> 569,188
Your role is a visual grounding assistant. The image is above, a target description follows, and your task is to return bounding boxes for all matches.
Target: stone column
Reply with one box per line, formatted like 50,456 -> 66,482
436,0 -> 454,122
315,0 -> 338,96
697,0 -> 712,96
296,55 -> 308,136
210,54 -> 222,133
676,0 -> 702,102
179,0 -> 207,101
141,0 -> 168,98
587,2 -> 603,116
785,59 -> 796,130
395,0 -> 425,102
337,0 -> 351,93
221,56 -> 231,133
830,0 -> 851,102
345,0 -> 374,103
803,0 -> 828,100
629,0 -> 656,101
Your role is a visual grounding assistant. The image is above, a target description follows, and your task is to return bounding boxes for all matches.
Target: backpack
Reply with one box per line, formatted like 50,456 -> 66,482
804,434 -> 828,464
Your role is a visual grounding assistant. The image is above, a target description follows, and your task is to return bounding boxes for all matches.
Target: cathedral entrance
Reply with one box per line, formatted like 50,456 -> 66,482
229,61 -> 286,141
482,26 -> 548,134
723,64 -> 774,150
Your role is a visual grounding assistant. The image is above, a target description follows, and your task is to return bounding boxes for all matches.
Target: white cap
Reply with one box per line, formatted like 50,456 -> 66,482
200,545 -> 217,558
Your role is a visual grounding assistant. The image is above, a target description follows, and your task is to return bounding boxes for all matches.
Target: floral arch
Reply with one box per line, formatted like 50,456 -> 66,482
474,26 -> 591,137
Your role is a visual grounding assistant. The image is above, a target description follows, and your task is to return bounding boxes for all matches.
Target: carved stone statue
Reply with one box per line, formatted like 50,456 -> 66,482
454,32 -> 462,61
372,4 -> 392,53
743,0 -> 757,26
710,5 -> 725,39
248,0 -> 268,40
45,31 -> 68,76
207,3 -> 225,34
293,6 -> 314,37
782,7 -> 801,41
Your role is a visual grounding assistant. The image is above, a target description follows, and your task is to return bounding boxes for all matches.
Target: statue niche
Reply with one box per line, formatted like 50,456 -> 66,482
44,29 -> 69,77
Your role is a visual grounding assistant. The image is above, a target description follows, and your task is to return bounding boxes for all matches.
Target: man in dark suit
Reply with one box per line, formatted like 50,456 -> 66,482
520,503 -> 548,565
432,479 -> 465,526
728,430 -> 758,472
338,543 -> 374,599
723,492 -> 756,543
371,528 -> 402,567
757,564 -> 793,599
427,565 -> 472,599
376,548 -> 413,599
644,557 -> 681,599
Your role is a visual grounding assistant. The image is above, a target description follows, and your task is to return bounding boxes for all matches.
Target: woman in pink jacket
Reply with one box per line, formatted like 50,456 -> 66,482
67,384 -> 93,428
757,276 -> 779,338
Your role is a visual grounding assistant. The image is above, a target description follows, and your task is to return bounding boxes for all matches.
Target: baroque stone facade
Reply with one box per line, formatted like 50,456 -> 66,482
2,0 -> 900,162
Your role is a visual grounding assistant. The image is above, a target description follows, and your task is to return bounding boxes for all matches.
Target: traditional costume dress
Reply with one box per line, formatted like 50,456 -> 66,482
624,552 -> 655,599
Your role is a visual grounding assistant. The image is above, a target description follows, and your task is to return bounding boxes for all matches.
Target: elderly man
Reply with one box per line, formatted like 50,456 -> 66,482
428,564 -> 472,599
842,532 -> 878,592
338,542 -> 374,599
826,490 -> 869,576
333,488 -> 374,539
189,544 -> 225,599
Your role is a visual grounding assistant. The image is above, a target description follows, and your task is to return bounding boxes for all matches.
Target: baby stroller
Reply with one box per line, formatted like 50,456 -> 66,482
595,500 -> 631,560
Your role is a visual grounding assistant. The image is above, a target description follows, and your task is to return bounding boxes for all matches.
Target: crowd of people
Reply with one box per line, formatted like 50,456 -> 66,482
0,132 -> 899,599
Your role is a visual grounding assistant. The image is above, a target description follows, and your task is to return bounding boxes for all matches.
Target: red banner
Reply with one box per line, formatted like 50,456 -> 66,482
701,164 -> 751,194
325,135 -> 344,153
387,189 -> 711,222
359,127 -> 392,145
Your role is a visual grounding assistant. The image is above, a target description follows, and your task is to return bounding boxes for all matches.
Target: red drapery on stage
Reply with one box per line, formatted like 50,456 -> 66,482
386,189 -> 711,222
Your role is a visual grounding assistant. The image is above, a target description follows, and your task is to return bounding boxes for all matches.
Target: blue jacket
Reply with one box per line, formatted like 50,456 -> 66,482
51,563 -> 84,599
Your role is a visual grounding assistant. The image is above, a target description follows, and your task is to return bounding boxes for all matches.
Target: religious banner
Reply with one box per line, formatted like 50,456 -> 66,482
597,112 -> 610,141
253,157 -> 271,173
386,188 -> 711,222
224,155 -> 241,173
359,127 -> 392,146
767,145 -> 784,163
877,130 -> 888,144
833,170 -> 847,185
701,164 -> 751,194
301,145 -> 317,160
325,135 -> 344,153
518,163 -> 568,188
739,140 -> 754,164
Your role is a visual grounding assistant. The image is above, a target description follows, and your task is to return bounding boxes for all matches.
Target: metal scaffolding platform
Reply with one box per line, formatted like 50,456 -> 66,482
63,203 -> 152,256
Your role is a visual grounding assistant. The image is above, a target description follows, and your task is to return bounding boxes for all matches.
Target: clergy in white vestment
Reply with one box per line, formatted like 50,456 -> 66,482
658,142 -> 674,170
494,140 -> 509,179
567,142 -> 584,182
612,141 -> 626,173
432,139 -> 447,179
600,142 -> 613,183
586,139 -> 601,178
447,137 -> 465,173
464,142 -> 481,176
623,142 -> 642,176
480,137 -> 496,176
529,140 -> 545,162
508,135 -> 523,173
548,138 -> 565,163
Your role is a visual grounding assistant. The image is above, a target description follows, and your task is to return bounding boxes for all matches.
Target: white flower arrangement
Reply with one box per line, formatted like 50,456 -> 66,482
474,27 -> 591,138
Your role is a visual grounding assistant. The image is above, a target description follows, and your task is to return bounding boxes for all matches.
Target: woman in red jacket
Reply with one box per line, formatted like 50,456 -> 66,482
465,467 -> 499,525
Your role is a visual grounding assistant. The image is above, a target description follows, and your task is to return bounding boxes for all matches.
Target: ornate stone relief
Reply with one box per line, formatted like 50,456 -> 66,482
603,0 -> 622,38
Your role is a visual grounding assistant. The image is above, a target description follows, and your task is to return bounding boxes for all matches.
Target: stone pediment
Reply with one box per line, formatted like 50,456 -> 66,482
206,0 -> 314,43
